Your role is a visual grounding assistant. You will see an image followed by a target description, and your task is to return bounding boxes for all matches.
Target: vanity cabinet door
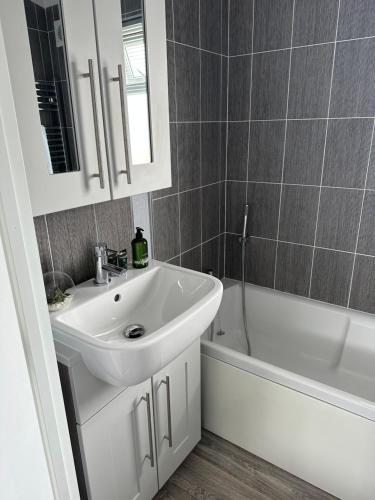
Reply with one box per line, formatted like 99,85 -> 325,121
78,378 -> 158,500
93,0 -> 171,199
152,340 -> 201,487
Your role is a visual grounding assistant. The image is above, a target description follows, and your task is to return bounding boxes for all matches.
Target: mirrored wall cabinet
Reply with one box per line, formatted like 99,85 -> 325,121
4,0 -> 170,215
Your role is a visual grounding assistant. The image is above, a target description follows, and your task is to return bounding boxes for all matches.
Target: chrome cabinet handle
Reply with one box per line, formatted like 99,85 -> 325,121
82,59 -> 105,189
112,64 -> 132,184
141,392 -> 155,467
161,376 -> 172,448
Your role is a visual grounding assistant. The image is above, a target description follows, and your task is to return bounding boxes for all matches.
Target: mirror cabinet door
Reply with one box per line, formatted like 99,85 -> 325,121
121,0 -> 152,166
94,0 -> 171,199
23,0 -> 79,175
16,0 -> 111,216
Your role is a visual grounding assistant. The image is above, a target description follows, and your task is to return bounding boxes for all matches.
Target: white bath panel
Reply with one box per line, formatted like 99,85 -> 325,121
201,354 -> 375,500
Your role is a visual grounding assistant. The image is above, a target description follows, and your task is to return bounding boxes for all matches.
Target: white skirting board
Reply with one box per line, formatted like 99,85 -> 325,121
201,354 -> 375,500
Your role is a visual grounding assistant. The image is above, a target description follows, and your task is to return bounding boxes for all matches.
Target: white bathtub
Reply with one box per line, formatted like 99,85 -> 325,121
201,278 -> 375,500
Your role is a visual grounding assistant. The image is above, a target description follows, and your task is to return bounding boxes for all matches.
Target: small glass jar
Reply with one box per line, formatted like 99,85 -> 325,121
43,271 -> 75,313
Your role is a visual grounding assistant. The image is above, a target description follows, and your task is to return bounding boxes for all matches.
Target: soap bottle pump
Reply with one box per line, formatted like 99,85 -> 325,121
131,227 -> 149,269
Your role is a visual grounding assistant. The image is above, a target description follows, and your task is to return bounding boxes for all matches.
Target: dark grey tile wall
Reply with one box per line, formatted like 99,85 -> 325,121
34,199 -> 134,285
224,0 -> 375,315
293,0 -> 339,45
229,0 -> 253,56
288,44 -> 334,119
275,243 -> 313,297
330,38 -> 375,117
248,121 -> 285,182
150,0 -> 227,276
253,0 -> 294,53
251,50 -> 290,120
283,120 -> 326,184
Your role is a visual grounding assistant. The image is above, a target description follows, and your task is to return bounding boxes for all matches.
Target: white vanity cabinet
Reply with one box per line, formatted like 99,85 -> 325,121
57,339 -> 201,500
2,0 -> 170,216
78,379 -> 158,500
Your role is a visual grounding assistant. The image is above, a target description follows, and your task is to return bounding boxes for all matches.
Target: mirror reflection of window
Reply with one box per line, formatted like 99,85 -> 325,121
23,0 -> 80,175
122,0 -> 152,165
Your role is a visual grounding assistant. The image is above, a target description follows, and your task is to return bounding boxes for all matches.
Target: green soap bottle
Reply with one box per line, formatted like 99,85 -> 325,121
132,227 -> 149,269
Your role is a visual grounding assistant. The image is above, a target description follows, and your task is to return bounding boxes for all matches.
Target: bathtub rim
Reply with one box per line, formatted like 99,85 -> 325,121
201,338 -> 375,422
207,277 -> 375,420
221,277 -> 375,325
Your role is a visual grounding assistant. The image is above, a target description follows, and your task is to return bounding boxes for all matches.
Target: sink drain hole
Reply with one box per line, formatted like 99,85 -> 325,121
124,324 -> 145,339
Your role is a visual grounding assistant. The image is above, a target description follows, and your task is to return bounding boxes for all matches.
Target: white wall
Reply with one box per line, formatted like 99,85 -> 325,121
0,234 -> 54,500
0,5 -> 79,497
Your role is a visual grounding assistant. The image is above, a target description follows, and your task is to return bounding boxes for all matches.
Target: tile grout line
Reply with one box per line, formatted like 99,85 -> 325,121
228,33 -> 375,58
227,116 -> 375,122
346,117 -> 375,307
171,0 -> 182,266
166,233 -> 226,263
199,0 -> 203,272
92,205 -> 99,242
170,120 -> 228,123
226,232 -> 375,260
225,179 -> 373,191
167,38 -> 223,58
244,0 -> 255,206
308,0 -> 341,298
273,0 -> 296,290
147,192 -> 155,260
218,239 -> 375,316
170,116 -> 375,124
28,26 -> 54,34
44,214 -> 55,274
223,0 -> 231,278
217,0 -> 223,276
153,180 -> 223,200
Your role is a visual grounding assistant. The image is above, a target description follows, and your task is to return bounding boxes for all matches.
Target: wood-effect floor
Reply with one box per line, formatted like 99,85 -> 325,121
154,430 -> 336,500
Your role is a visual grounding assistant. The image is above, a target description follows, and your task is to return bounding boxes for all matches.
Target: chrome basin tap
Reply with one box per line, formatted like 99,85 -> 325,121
94,243 -> 126,286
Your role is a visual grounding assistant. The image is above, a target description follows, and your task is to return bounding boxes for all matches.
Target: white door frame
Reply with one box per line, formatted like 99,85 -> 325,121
0,14 -> 80,500
0,210 -> 55,500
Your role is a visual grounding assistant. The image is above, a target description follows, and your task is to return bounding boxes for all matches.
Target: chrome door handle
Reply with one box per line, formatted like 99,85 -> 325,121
141,392 -> 155,467
161,376 -> 172,448
112,64 -> 132,184
82,59 -> 105,189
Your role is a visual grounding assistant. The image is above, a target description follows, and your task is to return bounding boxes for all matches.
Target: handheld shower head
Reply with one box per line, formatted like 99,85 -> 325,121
240,204 -> 251,355
241,204 -> 249,239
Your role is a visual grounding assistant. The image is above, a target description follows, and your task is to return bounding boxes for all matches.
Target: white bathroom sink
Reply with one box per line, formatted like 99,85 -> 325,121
50,260 -> 222,386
